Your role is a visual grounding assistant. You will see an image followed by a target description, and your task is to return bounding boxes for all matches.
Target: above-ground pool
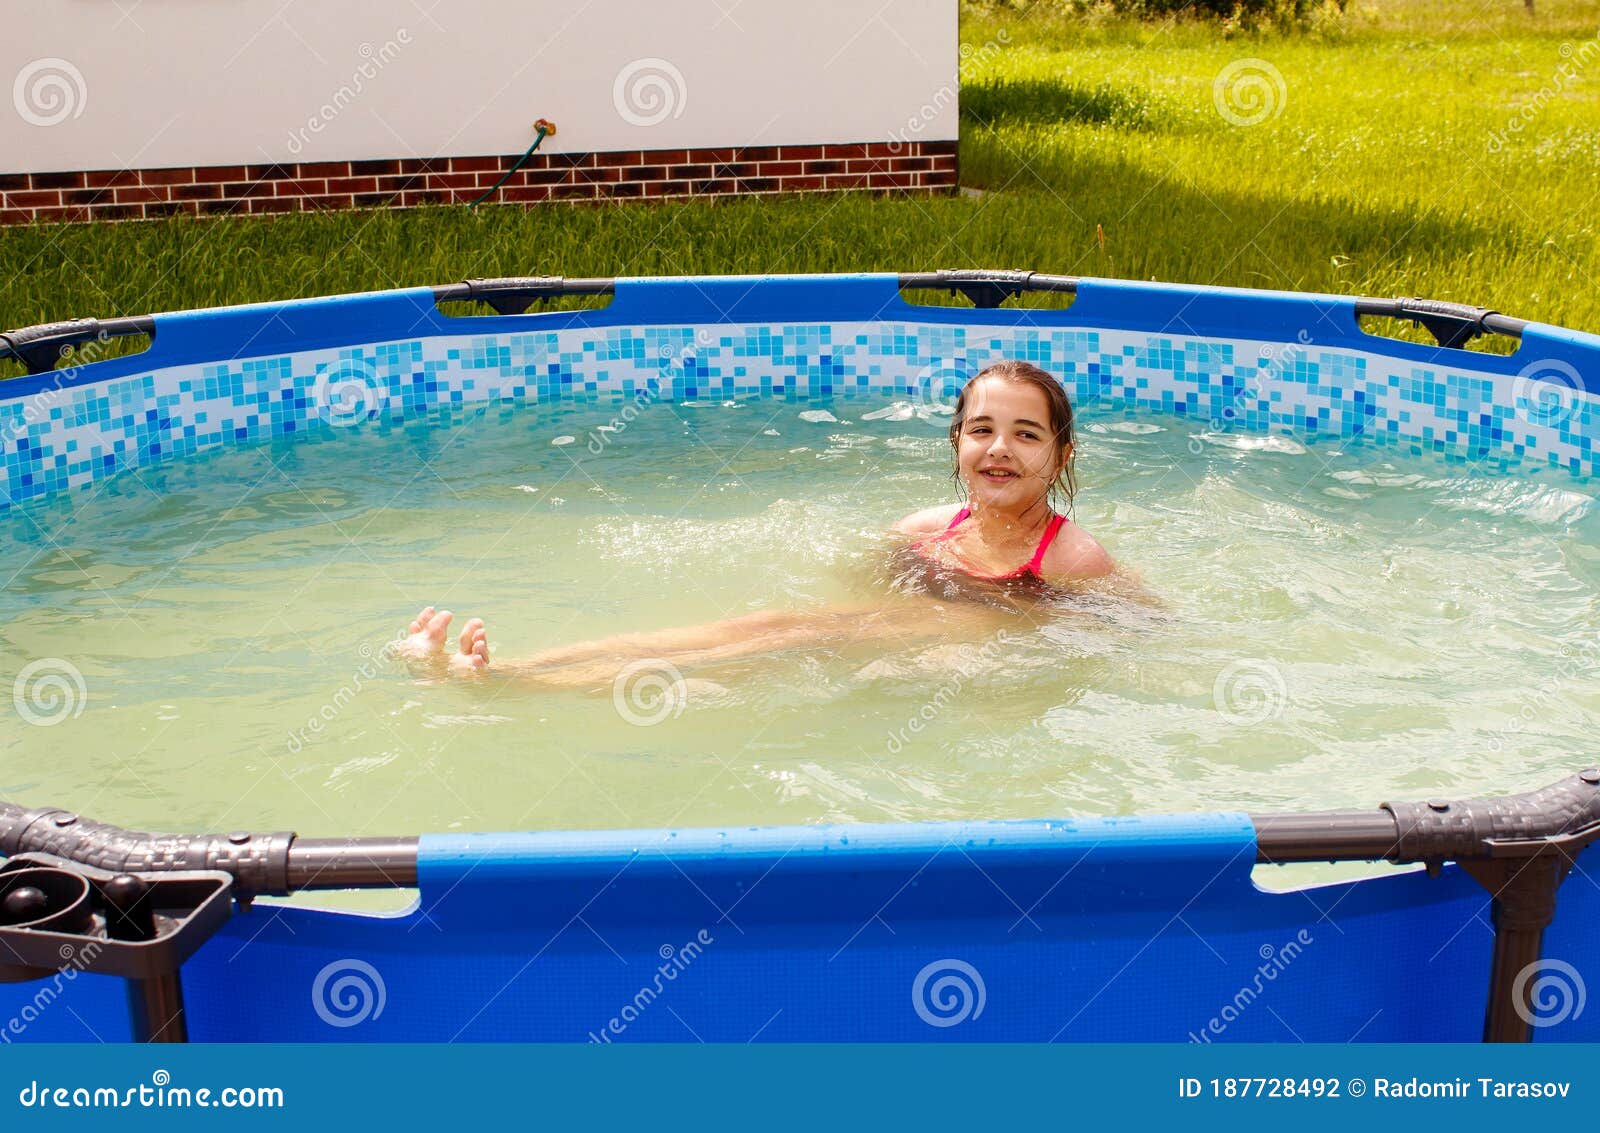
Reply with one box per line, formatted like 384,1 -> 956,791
1,270 -> 1598,1043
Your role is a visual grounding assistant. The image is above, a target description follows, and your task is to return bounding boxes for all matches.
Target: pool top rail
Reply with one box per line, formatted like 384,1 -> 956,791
0,268 -> 1532,377
6,770 -> 1597,896
5,770 -> 1599,1043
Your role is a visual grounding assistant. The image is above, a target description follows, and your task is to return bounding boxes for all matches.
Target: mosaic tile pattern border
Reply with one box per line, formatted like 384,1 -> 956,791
2,321 -> 1594,508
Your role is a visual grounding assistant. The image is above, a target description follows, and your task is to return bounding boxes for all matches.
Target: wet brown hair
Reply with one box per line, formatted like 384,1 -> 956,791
947,360 -> 1078,514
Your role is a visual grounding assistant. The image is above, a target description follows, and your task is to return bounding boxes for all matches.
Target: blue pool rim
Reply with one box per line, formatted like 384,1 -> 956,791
3,270 -> 1600,507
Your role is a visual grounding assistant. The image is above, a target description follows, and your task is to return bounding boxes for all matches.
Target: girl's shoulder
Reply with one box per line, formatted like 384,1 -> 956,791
892,502 -> 966,537
1041,518 -> 1116,580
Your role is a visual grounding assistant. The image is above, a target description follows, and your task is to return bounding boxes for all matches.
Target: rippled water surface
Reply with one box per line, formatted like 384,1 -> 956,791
3,397 -> 1597,840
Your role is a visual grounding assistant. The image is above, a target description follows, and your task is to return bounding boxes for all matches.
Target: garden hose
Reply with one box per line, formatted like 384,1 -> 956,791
469,118 -> 557,208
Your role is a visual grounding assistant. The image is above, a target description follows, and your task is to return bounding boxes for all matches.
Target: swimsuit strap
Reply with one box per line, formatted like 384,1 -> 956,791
923,507 -> 1066,579
910,507 -> 970,553
1023,514 -> 1069,576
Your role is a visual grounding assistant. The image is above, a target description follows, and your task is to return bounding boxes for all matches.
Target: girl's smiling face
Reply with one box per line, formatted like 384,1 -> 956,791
954,376 -> 1070,513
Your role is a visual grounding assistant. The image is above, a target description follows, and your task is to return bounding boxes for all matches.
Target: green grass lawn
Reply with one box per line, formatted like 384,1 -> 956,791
2,0 -> 1597,348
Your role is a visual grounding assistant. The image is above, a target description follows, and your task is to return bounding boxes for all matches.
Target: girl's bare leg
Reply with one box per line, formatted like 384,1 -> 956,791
396,601 -> 1011,688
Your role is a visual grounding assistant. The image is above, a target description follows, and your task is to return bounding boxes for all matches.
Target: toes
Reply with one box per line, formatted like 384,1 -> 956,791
448,630 -> 489,673
459,618 -> 487,656
426,609 -> 453,638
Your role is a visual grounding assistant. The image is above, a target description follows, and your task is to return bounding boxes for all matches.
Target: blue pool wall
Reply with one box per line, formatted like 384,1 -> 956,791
4,273 -> 1600,510
9,814 -> 1597,1043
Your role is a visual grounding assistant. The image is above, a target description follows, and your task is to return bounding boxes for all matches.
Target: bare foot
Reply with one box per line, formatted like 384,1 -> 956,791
398,606 -> 454,661
450,617 -> 489,675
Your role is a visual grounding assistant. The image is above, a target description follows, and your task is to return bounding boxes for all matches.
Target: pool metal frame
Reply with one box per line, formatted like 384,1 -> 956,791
0,269 -> 1530,377
3,771 -> 1597,1044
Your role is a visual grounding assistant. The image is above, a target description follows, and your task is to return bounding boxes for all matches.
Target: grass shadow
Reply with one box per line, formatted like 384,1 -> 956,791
961,77 -> 1178,132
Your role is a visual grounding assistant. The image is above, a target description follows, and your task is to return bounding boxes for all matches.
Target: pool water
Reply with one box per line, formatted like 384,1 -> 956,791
3,394 -> 1598,840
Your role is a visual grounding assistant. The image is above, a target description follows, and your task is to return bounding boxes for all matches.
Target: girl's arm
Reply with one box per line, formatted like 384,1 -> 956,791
892,502 -> 964,537
1040,526 -> 1165,607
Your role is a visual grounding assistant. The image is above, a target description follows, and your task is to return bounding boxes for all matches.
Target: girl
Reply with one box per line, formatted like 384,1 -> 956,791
397,360 -> 1125,685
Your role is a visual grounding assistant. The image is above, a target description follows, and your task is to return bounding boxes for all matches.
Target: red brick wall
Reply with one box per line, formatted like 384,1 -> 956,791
0,141 -> 957,225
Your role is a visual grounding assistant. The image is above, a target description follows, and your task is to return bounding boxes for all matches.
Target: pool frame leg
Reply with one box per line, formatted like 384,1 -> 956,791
1462,853 -> 1577,1044
127,970 -> 187,1043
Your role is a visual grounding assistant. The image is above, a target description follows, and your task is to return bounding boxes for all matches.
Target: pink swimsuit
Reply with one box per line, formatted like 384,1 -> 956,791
913,507 -> 1069,582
